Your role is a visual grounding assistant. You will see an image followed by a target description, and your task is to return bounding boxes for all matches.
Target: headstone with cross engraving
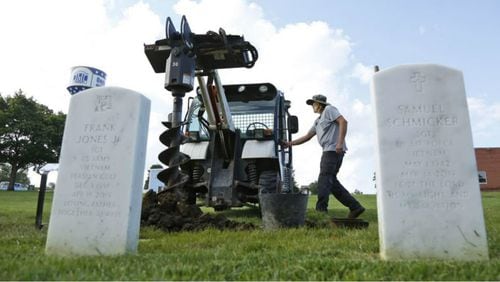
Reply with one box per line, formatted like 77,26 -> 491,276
46,87 -> 150,256
371,64 -> 488,260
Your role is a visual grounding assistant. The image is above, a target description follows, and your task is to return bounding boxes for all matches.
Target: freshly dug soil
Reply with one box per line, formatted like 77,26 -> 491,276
141,190 -> 256,232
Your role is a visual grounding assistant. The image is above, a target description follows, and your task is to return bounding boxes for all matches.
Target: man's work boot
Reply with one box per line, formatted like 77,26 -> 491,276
347,207 -> 365,219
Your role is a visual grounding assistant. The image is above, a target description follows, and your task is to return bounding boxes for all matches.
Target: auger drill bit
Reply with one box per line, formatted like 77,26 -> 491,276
155,16 -> 195,197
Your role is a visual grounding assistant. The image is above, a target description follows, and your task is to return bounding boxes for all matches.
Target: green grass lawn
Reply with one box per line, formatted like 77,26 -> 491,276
0,191 -> 499,280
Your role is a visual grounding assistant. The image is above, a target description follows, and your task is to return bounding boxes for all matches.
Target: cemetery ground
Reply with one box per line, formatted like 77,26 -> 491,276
0,191 -> 499,280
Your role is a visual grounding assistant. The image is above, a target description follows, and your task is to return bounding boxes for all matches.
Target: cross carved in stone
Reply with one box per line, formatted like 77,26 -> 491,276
410,72 -> 426,92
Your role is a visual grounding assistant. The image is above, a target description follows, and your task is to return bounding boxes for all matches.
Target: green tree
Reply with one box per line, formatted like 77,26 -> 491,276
0,163 -> 9,181
0,90 -> 66,191
308,180 -> 318,195
353,189 -> 363,195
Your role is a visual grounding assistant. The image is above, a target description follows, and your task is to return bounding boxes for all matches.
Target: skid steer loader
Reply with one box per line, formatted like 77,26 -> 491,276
144,16 -> 299,210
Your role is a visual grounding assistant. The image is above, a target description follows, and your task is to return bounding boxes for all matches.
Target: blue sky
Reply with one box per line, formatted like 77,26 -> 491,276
258,0 -> 500,102
1,0 -> 499,194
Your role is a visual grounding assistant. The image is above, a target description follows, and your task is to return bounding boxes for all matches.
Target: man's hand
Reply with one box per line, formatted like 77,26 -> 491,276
282,141 -> 292,148
335,143 -> 345,154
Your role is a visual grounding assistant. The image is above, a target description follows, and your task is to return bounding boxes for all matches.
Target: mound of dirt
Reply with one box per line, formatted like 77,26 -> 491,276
141,190 -> 256,232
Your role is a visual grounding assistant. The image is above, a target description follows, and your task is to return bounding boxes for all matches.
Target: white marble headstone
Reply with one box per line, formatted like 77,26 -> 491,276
46,87 -> 150,256
371,64 -> 489,260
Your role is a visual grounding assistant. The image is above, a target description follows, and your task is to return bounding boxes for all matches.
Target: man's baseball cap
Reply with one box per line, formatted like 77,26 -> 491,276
306,94 -> 329,106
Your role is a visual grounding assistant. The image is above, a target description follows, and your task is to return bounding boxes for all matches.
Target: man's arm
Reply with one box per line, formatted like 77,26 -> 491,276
335,115 -> 348,153
285,131 -> 315,147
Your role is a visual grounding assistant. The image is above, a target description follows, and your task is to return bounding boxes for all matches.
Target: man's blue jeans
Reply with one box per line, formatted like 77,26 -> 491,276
316,151 -> 362,212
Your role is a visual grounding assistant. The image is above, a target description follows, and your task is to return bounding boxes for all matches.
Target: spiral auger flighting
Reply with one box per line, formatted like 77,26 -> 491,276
157,121 -> 190,197
148,15 -> 196,200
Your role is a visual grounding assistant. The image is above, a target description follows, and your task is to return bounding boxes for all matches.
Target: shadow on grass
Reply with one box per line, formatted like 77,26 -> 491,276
217,205 -> 262,218
204,204 -> 380,229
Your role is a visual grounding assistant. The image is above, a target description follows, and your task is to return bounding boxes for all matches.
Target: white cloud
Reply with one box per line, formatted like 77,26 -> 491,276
0,0 -> 163,111
352,63 -> 374,85
467,97 -> 500,146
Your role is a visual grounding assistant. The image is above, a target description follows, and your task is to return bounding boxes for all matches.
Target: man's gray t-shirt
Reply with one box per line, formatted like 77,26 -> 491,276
308,105 -> 348,152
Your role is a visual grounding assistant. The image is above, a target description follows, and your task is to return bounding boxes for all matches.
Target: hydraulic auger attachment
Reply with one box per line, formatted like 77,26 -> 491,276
144,15 -> 258,200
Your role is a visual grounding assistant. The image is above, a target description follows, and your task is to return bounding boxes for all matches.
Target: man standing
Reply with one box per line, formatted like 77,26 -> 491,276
285,94 -> 365,218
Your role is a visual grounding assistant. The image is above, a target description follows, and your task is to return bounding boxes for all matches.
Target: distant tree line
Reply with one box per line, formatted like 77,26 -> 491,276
305,180 -> 363,195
